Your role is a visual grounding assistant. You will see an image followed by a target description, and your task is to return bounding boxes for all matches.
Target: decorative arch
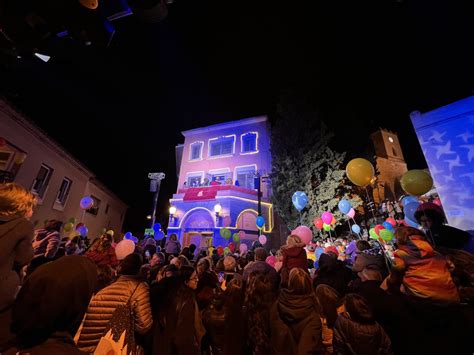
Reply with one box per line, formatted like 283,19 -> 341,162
179,207 -> 216,230
235,209 -> 259,232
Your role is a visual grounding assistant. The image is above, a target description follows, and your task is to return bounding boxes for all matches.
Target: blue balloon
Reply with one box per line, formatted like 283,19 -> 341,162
402,195 -> 418,207
154,230 -> 165,241
351,224 -> 361,234
130,236 -> 139,244
124,232 -> 133,239
78,225 -> 88,237
256,216 -> 265,229
153,223 -> 161,232
382,222 -> 394,231
292,191 -> 308,211
338,199 -> 351,214
404,202 -> 420,221
405,217 -> 420,228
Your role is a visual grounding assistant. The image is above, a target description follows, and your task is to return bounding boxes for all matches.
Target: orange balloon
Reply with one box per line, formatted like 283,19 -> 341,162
346,158 -> 375,187
400,170 -> 433,196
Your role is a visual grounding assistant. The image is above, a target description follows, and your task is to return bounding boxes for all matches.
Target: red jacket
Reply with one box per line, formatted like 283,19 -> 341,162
283,246 -> 308,270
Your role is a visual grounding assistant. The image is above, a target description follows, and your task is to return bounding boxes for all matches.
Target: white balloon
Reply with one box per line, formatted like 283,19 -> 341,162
115,239 -> 135,260
258,234 -> 267,245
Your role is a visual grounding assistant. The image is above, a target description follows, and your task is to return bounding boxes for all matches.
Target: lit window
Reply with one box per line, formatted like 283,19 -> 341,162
56,178 -> 72,206
186,172 -> 204,187
86,195 -> 101,216
388,137 -> 394,143
209,136 -> 235,157
189,142 -> 203,161
241,133 -> 257,153
236,165 -> 256,190
32,164 -> 53,198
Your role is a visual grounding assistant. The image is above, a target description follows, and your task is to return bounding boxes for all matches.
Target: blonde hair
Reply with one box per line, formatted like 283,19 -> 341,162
0,183 -> 37,217
286,234 -> 302,247
288,268 -> 312,295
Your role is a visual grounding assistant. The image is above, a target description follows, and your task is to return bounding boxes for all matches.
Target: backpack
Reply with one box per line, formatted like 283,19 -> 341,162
94,283 -> 141,355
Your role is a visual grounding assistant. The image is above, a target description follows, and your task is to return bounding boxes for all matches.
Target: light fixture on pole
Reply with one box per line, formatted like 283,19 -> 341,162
169,205 -> 177,226
213,203 -> 222,226
148,172 -> 165,228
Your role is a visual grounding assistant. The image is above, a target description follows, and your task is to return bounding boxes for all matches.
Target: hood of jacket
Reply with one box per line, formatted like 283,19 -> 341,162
0,216 -> 27,240
277,289 -> 317,324
401,235 -> 434,259
284,246 -> 306,258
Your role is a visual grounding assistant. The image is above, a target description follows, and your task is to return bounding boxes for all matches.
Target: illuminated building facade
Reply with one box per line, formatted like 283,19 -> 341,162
168,116 -> 273,249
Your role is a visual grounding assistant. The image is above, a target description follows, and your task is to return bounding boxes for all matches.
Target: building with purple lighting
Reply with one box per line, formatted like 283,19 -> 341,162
411,96 -> 474,232
167,116 -> 274,250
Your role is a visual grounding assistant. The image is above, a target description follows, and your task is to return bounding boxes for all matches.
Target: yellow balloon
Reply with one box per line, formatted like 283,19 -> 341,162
400,170 -> 433,196
346,158 -> 375,187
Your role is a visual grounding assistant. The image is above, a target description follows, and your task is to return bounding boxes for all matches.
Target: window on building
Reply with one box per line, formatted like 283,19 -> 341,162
392,147 -> 397,157
56,178 -> 72,206
189,142 -> 203,161
209,136 -> 235,157
31,164 -> 53,198
105,203 -> 110,214
0,151 -> 13,171
236,165 -> 256,190
241,133 -> 257,153
86,195 -> 101,216
187,172 -> 203,187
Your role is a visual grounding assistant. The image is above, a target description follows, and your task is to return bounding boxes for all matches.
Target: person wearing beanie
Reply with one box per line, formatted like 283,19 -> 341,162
76,253 -> 152,353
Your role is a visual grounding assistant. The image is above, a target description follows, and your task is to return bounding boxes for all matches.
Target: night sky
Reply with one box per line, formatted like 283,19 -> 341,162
1,0 -> 474,232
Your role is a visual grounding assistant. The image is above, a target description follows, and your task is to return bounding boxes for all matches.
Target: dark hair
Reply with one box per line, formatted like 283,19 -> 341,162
179,265 -> 195,282
315,284 -> 342,328
254,247 -> 267,261
288,268 -> 313,295
197,258 -> 210,273
189,244 -> 197,253
344,293 -> 375,324
394,226 -> 426,245
356,240 -> 371,252
245,274 -> 272,354
46,219 -> 63,232
96,264 -> 114,292
118,253 -> 143,276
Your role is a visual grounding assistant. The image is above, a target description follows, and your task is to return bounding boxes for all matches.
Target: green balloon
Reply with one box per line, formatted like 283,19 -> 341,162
369,228 -> 378,239
220,228 -> 231,240
379,229 -> 394,241
232,233 -> 240,242
68,217 -> 77,224
224,247 -> 231,254
323,224 -> 331,231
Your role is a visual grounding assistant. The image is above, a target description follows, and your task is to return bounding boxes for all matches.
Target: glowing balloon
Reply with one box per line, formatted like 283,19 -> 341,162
220,228 -> 231,240
338,199 -> 351,214
323,224 -> 331,231
258,234 -> 267,245
382,222 -> 393,231
115,240 -> 135,260
124,232 -> 133,240
238,230 -> 246,239
369,228 -> 378,240
232,233 -> 240,242
404,217 -> 420,228
331,217 -> 336,225
154,230 -> 165,240
224,247 -> 231,255
292,225 -> 313,245
404,202 -> 420,222
313,217 -> 323,230
347,208 -> 355,218
256,216 -> 265,229
351,224 -> 361,234
63,222 -> 74,232
321,212 -> 333,225
386,217 -> 397,227
68,217 -> 77,224
379,229 -> 394,241
217,246 -> 224,256
266,255 -> 276,267
374,224 -> 385,237
223,216 -> 232,227
402,195 -> 419,207
77,225 -> 88,237
239,243 -> 248,253
153,223 -> 161,232
130,236 -> 139,244
228,242 -> 235,252
400,170 -> 433,196
208,247 -> 215,255
80,196 -> 94,210
292,191 -> 308,211
346,158 -> 375,187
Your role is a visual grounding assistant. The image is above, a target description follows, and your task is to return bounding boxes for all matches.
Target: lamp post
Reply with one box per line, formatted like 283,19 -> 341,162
254,171 -> 262,216
169,205 -> 177,226
214,203 -> 222,226
148,172 -> 165,228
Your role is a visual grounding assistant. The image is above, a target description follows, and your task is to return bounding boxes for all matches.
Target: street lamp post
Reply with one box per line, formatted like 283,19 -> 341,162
148,172 -> 165,229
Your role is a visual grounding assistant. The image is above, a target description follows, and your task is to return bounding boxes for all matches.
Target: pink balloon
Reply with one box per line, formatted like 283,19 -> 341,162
266,255 -> 276,267
115,240 -> 135,260
433,198 -> 442,207
223,216 -> 232,227
258,234 -> 267,245
321,212 -> 333,225
239,243 -> 248,253
347,208 -> 355,218
292,225 -> 313,245
238,230 -> 246,239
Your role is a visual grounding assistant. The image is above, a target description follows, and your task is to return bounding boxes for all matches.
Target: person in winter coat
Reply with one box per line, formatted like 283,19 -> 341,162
313,253 -> 352,296
84,233 -> 119,269
270,268 -> 323,355
6,256 -> 97,355
243,248 -> 279,290
0,183 -> 36,347
152,265 -> 202,355
27,219 -> 63,275
196,257 -> 219,310
352,244 -> 388,278
333,293 -> 392,355
76,253 -> 152,353
386,226 -> 460,304
282,235 -> 308,271
165,233 -> 181,256
414,202 -> 470,250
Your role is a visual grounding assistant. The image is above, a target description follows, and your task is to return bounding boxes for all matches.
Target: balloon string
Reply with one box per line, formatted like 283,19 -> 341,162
364,186 -> 377,222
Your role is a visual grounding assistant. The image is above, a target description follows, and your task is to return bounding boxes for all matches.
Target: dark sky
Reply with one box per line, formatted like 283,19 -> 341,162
2,0 -> 474,232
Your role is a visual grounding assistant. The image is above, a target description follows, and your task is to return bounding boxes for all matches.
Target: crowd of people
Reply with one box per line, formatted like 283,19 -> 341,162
1,182 -> 474,355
